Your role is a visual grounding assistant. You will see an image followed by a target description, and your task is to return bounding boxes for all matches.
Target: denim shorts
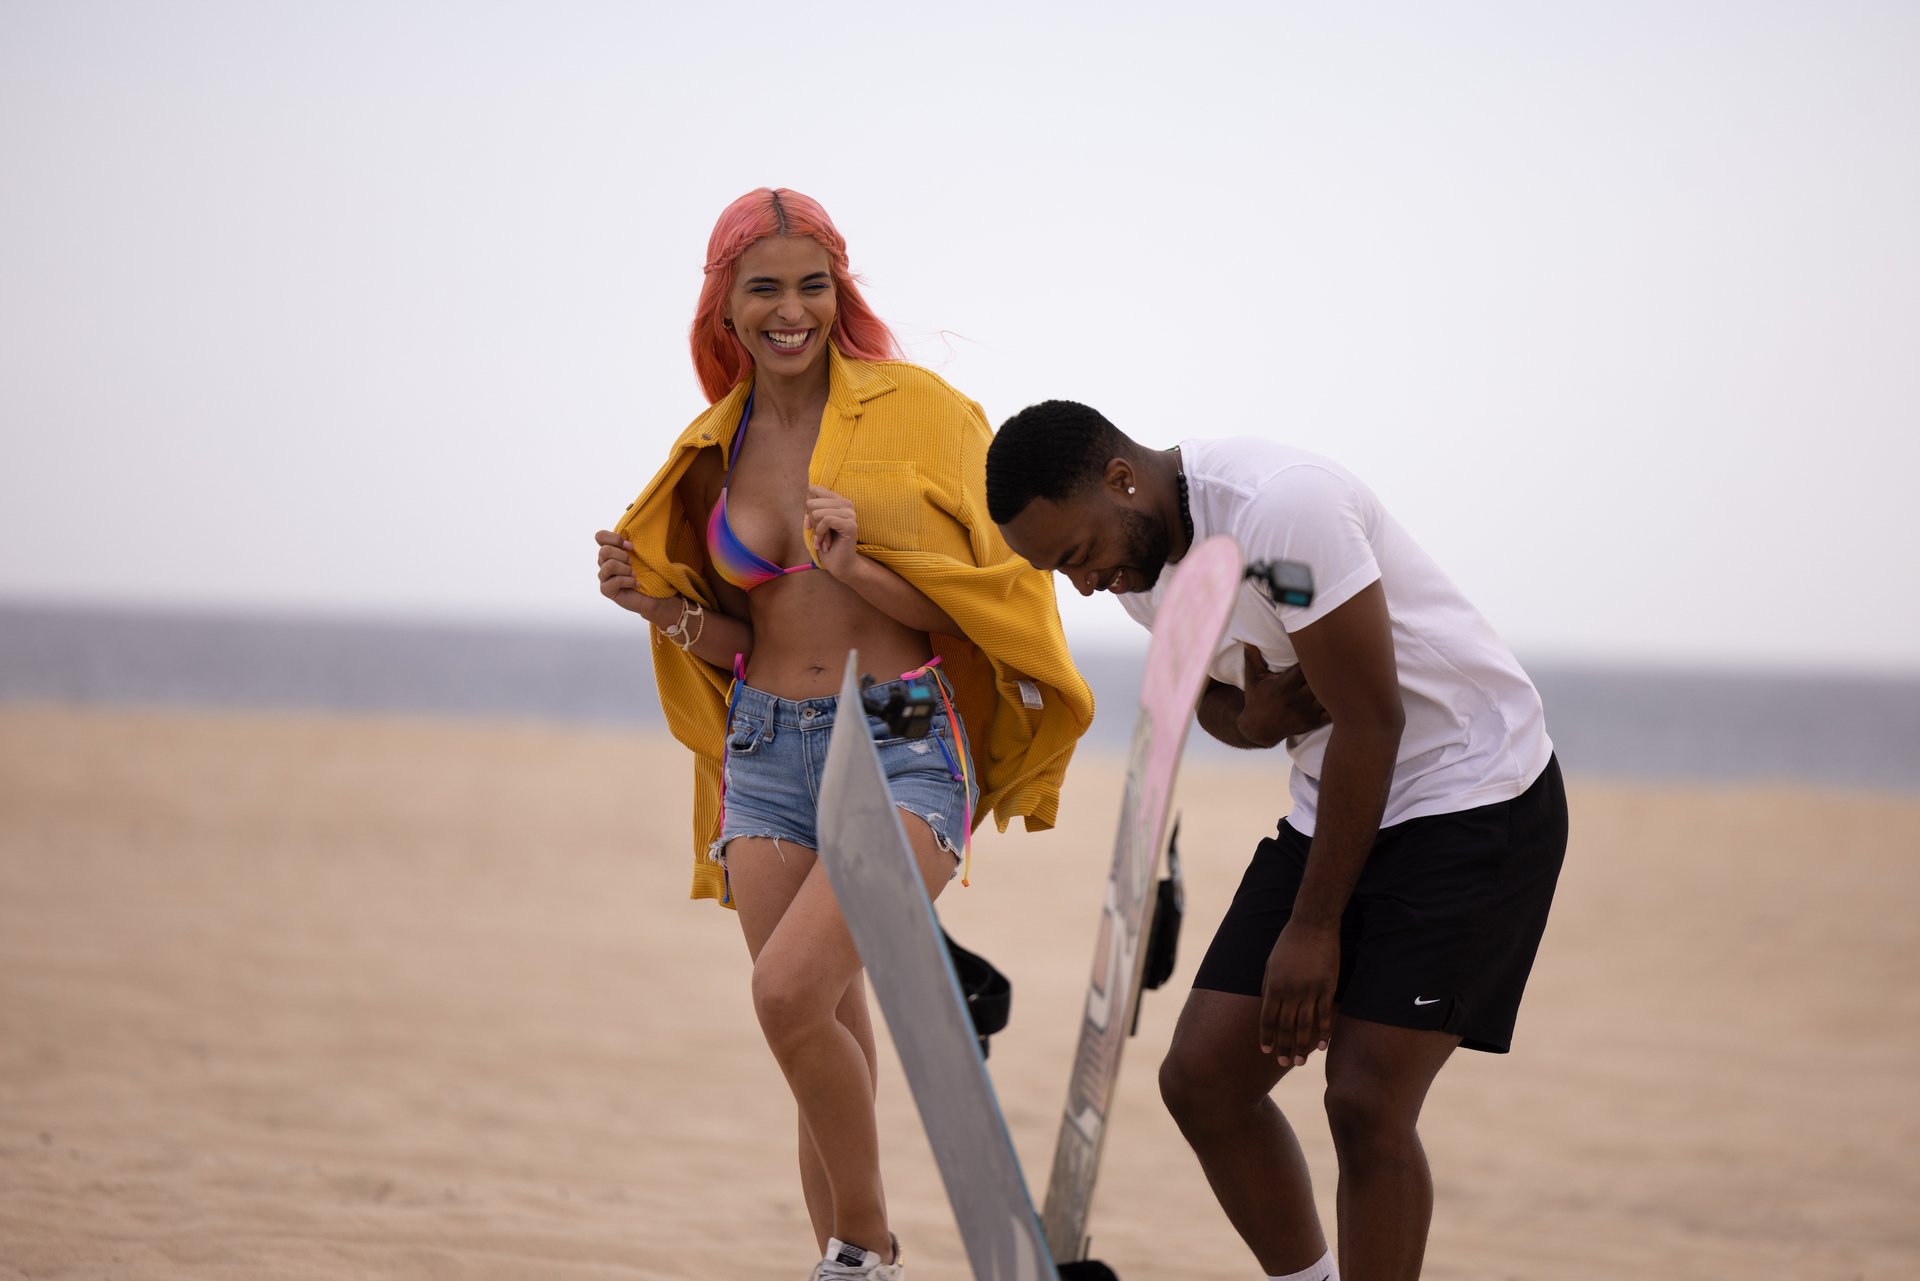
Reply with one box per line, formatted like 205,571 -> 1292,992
713,674 -> 979,868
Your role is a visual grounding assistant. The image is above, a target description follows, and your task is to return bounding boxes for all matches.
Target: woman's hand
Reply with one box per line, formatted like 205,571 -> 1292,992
798,486 -> 960,634
803,485 -> 861,578
595,530 -> 674,623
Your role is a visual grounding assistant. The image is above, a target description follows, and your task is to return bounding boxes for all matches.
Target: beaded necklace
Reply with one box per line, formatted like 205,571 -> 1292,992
1173,448 -> 1195,548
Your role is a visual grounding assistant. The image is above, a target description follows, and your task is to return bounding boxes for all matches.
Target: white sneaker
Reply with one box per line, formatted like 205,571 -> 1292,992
809,1234 -> 903,1280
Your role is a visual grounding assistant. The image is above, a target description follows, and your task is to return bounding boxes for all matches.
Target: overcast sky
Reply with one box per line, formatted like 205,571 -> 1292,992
3,1 -> 1916,672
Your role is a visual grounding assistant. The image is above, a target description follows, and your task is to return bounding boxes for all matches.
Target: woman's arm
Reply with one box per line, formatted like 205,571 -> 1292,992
597,450 -> 756,670
594,529 -> 754,669
804,484 -> 962,635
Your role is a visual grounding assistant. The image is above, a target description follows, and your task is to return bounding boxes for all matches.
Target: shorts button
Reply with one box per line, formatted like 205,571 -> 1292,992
802,708 -> 816,720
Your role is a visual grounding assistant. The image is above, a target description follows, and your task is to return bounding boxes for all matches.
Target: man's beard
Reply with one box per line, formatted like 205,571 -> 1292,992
1121,506 -> 1173,592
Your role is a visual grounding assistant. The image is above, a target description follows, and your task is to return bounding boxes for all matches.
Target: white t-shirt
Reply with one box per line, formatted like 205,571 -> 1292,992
1119,437 -> 1553,835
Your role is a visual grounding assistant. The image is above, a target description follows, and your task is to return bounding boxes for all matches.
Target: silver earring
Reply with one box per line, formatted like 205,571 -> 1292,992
1126,486 -> 1136,495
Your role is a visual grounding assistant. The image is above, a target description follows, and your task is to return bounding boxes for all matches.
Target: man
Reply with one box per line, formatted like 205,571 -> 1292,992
985,401 -> 1567,1281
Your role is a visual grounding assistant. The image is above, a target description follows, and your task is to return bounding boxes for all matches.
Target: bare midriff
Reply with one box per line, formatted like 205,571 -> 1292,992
742,571 -> 936,699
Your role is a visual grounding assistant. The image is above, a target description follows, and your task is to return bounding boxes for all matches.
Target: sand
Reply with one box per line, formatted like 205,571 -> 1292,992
2,705 -> 1916,1280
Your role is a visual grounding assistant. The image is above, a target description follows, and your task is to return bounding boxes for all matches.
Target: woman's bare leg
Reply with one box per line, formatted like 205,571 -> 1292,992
726,821 -> 953,1259
791,979 -> 878,1250
729,837 -> 839,1246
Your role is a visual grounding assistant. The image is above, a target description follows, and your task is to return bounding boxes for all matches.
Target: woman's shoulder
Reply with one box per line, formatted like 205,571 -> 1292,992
844,356 -> 988,431
870,357 -> 974,400
672,383 -> 752,448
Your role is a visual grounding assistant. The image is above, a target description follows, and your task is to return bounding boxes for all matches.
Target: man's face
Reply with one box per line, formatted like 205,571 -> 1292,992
1000,490 -> 1174,597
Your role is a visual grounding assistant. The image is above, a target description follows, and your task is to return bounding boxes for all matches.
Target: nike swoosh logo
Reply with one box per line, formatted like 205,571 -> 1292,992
1413,996 -> 1441,1006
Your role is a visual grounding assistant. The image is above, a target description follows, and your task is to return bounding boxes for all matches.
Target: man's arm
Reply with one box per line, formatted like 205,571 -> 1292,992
1197,680 -> 1259,748
1257,579 -> 1404,1064
1197,663 -> 1330,750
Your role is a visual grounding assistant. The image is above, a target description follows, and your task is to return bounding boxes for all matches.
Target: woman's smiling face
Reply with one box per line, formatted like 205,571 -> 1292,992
726,235 -> 836,380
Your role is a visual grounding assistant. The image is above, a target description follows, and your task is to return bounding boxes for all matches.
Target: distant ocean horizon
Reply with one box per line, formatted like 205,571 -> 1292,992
3,602 -> 1916,794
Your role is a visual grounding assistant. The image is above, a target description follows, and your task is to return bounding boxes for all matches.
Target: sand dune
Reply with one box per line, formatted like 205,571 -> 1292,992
2,707 -> 1915,1279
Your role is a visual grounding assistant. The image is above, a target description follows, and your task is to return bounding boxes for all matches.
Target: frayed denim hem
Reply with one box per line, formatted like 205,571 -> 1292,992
708,831 -> 815,868
894,804 -> 964,879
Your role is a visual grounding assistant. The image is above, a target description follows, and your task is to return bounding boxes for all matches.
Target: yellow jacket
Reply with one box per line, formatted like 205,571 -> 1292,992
614,344 -> 1094,905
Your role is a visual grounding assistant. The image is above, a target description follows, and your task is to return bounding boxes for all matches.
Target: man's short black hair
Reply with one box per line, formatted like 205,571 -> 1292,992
986,399 -> 1129,525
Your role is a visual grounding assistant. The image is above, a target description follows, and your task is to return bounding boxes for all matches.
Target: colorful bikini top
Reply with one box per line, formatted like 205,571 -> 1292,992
706,391 -> 816,591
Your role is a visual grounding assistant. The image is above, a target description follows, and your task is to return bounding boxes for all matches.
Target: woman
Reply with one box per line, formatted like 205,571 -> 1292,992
593,188 -> 1090,1280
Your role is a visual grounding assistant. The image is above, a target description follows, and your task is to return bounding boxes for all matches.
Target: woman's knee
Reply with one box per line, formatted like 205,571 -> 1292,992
834,983 -> 880,1084
751,958 -> 833,1054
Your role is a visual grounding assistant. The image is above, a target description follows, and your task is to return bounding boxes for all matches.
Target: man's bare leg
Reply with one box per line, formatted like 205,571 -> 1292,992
1322,1014 -> 1459,1280
1159,989 -> 1329,1275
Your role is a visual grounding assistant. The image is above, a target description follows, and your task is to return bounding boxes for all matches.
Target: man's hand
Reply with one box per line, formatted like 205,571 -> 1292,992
1259,918 -> 1339,1066
1236,644 -> 1330,748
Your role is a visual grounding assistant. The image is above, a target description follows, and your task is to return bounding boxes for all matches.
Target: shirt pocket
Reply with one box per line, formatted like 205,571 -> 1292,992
835,461 -> 922,551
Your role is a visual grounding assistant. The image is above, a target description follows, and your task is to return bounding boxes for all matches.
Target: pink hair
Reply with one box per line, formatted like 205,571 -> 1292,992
689,188 -> 902,403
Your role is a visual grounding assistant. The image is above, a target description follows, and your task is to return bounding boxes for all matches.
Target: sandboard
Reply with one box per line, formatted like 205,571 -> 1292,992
1039,534 -> 1245,1264
816,653 -> 1080,1281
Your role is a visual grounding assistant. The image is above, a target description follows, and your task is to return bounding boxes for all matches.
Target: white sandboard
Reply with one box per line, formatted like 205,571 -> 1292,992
1040,534 -> 1245,1264
816,653 -> 1064,1281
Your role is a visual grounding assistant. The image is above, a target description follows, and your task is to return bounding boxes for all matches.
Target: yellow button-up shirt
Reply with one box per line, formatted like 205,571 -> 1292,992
615,345 -> 1094,905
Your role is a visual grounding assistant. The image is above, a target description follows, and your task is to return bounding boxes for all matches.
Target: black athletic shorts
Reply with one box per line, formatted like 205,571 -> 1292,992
1191,756 -> 1568,1053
